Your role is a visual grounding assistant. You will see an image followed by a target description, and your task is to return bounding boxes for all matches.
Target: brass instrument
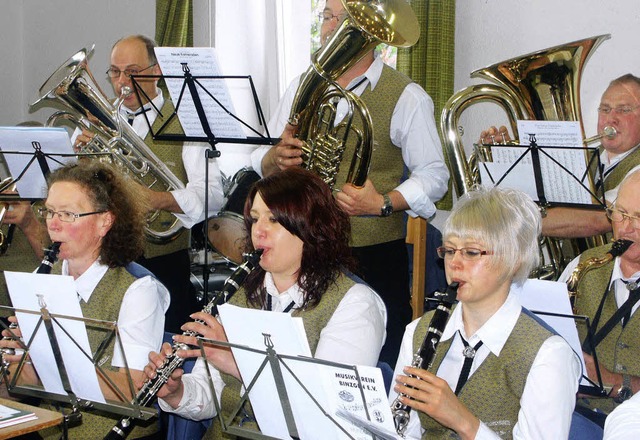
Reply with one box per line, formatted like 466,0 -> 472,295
0,178 -> 17,255
289,0 -> 419,189
30,46 -> 186,244
566,238 -> 633,310
391,282 -> 459,437
441,34 -> 611,280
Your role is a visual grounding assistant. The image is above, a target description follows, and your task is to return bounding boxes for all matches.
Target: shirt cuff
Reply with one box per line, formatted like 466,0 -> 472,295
395,178 -> 437,219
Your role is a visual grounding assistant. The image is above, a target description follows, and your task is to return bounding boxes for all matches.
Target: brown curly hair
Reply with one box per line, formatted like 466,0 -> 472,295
242,167 -> 355,310
47,162 -> 148,267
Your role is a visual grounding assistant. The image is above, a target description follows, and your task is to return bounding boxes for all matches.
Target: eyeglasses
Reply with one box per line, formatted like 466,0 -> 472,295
597,105 -> 640,115
606,208 -> 640,229
436,246 -> 493,261
317,12 -> 345,23
37,207 -> 107,223
106,64 -> 156,79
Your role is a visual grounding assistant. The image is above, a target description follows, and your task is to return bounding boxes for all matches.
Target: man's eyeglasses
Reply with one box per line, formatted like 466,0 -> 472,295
436,246 -> 493,261
106,64 -> 157,79
606,208 -> 640,229
318,12 -> 345,23
37,207 -> 107,223
597,105 -> 640,115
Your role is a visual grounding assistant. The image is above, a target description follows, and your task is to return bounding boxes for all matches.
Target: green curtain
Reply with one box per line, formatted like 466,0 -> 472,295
397,0 -> 455,210
155,0 -> 193,47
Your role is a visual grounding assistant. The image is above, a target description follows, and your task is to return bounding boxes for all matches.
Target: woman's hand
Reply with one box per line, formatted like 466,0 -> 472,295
141,342 -> 185,408
394,366 -> 480,440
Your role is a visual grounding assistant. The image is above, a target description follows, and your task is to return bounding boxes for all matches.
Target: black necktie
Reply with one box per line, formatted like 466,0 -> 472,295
622,280 -> 640,327
455,332 -> 483,395
126,113 -> 136,126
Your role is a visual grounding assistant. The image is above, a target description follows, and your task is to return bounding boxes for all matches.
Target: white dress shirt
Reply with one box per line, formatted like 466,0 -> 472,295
61,259 -> 170,370
250,56 -> 449,219
72,89 -> 225,227
390,291 -> 581,440
560,256 -> 640,318
604,392 -> 640,439
600,144 -> 640,202
158,272 -> 387,420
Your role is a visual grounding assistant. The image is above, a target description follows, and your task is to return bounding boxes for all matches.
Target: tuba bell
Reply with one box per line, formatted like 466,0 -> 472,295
30,46 -> 186,244
440,34 -> 611,279
289,0 -> 419,189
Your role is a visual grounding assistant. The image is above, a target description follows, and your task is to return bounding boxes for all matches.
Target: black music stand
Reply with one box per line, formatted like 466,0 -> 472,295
193,334 -> 390,440
129,65 -> 279,306
476,134 -> 605,210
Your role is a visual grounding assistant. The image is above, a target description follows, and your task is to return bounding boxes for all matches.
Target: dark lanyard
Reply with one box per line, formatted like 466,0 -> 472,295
265,293 -> 295,313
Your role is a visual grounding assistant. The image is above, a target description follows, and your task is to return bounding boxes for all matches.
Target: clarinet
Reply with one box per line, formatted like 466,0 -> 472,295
104,248 -> 263,440
391,281 -> 459,437
1,242 -> 61,372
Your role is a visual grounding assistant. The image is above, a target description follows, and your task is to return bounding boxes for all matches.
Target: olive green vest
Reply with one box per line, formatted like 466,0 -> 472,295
335,65 -> 411,247
574,243 -> 640,413
0,226 -> 42,306
142,98 -> 191,259
204,273 -> 356,439
413,308 -> 553,439
40,263 -> 158,439
602,145 -> 640,192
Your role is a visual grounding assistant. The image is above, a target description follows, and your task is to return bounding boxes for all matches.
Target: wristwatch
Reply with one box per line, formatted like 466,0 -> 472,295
380,194 -> 393,217
614,374 -> 634,404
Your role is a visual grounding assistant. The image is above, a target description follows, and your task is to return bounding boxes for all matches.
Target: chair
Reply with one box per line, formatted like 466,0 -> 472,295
406,216 -> 427,319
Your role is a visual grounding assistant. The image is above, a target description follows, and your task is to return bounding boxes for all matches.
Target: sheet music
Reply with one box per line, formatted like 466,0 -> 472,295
154,47 -> 246,139
0,127 -> 75,198
217,304 -> 392,439
4,271 -> 105,402
479,121 -> 595,204
512,279 -> 589,385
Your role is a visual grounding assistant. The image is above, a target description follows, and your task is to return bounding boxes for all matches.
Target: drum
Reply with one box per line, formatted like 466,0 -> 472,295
190,261 -> 236,304
208,168 -> 260,264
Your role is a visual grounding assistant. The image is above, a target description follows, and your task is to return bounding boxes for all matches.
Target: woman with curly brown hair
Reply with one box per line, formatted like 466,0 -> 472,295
2,161 -> 169,439
145,167 -> 387,437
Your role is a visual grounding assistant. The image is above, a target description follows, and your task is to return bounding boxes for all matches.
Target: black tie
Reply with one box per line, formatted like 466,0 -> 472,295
126,113 -> 135,126
622,280 -> 640,327
455,332 -> 483,395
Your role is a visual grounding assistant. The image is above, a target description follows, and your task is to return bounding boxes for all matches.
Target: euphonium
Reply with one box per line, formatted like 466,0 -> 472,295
30,46 -> 186,244
391,282 -> 459,437
440,34 -> 611,280
289,0 -> 419,189
566,238 -> 633,311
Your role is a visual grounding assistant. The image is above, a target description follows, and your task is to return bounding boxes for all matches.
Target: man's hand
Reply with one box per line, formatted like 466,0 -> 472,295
479,126 -> 511,145
73,128 -> 96,152
261,124 -> 304,176
583,352 -> 623,394
335,179 -> 384,216
394,366 -> 480,440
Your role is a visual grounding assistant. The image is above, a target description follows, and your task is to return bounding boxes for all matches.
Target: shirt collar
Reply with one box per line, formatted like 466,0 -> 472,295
602,143 -> 640,168
344,56 -> 383,92
610,257 -> 640,288
441,289 -> 522,357
263,272 -> 305,309
61,259 -> 109,303
121,87 -> 164,116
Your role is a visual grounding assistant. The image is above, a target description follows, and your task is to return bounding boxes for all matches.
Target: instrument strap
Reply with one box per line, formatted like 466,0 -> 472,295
265,293 -> 295,313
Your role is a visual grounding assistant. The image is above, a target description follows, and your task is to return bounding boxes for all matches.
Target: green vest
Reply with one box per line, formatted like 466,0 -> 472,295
0,226 -> 42,306
204,273 -> 356,440
574,243 -> 640,413
142,98 -> 191,259
603,145 -> 640,192
40,263 -> 158,439
413,308 -> 553,439
335,65 -> 411,247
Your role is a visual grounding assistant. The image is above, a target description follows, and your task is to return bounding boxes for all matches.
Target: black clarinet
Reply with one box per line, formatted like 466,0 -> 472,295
391,281 -> 459,437
37,242 -> 62,274
104,249 -> 263,440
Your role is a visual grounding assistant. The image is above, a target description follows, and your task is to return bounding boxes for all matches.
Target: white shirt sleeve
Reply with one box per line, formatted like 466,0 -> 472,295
170,141 -> 225,228
604,393 -> 640,439
390,83 -> 449,219
112,275 -> 170,370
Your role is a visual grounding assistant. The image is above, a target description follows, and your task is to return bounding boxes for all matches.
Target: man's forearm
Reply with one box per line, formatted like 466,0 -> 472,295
542,207 -> 612,238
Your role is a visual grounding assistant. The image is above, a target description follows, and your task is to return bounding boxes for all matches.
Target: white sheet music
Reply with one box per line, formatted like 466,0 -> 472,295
217,304 -> 393,439
4,271 -> 105,402
154,47 -> 246,139
479,120 -> 596,205
0,127 -> 75,198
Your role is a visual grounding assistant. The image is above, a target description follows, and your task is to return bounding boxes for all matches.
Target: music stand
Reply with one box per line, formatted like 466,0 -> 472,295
129,58 -> 279,306
476,134 -> 605,209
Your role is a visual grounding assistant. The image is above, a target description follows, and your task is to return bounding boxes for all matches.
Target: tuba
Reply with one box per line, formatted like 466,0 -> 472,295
289,0 -> 419,189
440,34 -> 611,279
30,46 -> 185,244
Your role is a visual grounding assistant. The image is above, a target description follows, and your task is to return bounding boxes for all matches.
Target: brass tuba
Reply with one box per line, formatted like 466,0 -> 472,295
30,46 -> 186,244
440,34 -> 611,279
289,0 -> 419,189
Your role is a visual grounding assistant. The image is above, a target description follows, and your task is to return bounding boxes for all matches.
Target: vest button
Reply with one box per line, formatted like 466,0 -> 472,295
617,342 -> 629,349
616,364 -> 627,372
